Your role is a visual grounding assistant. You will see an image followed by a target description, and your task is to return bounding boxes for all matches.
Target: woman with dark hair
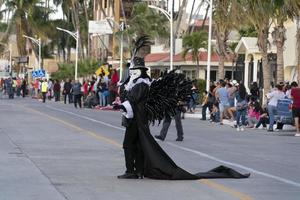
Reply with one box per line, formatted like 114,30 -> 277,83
266,84 -> 286,132
235,83 -> 248,131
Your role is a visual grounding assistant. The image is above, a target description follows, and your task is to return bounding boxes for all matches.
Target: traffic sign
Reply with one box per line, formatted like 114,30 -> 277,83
32,69 -> 46,78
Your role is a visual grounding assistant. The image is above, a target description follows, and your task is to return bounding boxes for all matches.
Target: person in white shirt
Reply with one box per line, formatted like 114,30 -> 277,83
266,84 -> 286,132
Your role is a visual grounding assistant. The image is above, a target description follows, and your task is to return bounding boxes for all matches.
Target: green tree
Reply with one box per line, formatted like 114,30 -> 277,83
182,30 -> 208,78
213,0 -> 241,80
271,0 -> 300,83
241,0 -> 274,95
1,0 -> 49,55
119,2 -> 169,56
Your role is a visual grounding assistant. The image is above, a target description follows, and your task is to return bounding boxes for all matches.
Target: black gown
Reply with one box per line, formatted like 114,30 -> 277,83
124,79 -> 250,180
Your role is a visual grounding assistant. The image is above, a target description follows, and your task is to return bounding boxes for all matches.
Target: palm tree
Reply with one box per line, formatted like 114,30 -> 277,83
213,0 -> 240,80
1,0 -> 46,56
119,2 -> 169,55
182,30 -> 208,78
0,0 -> 54,75
271,0 -> 300,83
241,0 -> 274,95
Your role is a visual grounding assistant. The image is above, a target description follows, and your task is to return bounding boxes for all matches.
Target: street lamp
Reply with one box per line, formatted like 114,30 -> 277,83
106,17 -> 125,81
56,27 -> 79,80
206,0 -> 213,92
23,35 -> 41,70
148,2 -> 173,71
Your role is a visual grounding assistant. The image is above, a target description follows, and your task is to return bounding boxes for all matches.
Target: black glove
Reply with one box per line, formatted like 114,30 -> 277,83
113,104 -> 127,112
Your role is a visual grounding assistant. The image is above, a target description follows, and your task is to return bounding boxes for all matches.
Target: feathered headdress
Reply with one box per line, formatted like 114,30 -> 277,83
129,35 -> 152,70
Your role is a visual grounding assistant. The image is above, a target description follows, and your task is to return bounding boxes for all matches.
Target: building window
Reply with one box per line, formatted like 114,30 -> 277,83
183,70 -> 196,80
204,70 -> 217,82
104,0 -> 107,8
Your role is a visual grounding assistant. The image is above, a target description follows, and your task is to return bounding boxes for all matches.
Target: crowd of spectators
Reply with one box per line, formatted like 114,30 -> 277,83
200,79 -> 300,136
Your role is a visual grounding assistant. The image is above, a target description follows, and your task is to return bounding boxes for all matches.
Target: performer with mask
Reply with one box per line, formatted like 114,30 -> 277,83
114,36 -> 250,180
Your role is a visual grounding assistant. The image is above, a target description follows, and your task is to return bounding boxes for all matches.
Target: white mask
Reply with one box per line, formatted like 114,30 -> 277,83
129,69 -> 141,80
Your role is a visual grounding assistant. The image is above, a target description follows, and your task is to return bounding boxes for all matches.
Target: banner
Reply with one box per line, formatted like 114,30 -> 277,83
89,20 -> 113,35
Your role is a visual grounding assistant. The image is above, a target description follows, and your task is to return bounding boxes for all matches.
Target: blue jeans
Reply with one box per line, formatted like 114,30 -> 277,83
236,109 -> 247,127
102,90 -> 109,106
268,105 -> 277,130
98,91 -> 103,106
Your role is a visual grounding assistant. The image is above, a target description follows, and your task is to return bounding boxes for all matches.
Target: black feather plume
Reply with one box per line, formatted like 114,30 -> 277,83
131,35 -> 152,58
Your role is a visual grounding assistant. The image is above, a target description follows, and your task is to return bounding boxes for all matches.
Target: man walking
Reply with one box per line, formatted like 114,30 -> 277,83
155,104 -> 184,141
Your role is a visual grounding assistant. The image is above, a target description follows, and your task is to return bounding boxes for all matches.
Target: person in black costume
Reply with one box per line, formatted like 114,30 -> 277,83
114,36 -> 250,180
114,57 -> 151,179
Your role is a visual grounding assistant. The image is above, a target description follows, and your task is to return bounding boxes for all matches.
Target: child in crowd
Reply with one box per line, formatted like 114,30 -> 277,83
247,101 -> 261,128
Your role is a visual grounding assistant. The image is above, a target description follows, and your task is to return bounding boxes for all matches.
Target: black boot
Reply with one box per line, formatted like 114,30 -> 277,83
117,172 -> 138,179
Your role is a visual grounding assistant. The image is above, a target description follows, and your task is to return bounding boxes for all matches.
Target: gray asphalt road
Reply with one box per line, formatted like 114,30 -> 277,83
0,98 -> 300,200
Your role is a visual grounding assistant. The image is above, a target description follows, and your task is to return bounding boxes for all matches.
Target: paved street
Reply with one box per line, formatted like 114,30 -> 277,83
0,98 -> 300,200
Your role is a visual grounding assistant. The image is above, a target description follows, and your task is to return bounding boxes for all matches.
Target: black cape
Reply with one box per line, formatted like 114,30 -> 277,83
125,81 -> 250,180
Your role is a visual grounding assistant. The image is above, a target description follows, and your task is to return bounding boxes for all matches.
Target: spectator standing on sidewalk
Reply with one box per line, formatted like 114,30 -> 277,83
72,80 -> 82,108
216,81 -> 230,125
235,83 -> 248,131
188,82 -> 199,113
21,79 -> 27,97
41,79 -> 48,103
63,79 -> 73,104
266,84 -> 285,132
290,81 -> 300,136
53,80 -> 61,102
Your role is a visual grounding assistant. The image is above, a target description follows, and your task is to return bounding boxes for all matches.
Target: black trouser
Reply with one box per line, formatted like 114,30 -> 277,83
74,94 -> 82,108
159,109 -> 184,140
123,120 -> 144,174
54,91 -> 60,101
202,104 -> 208,120
42,92 -> 47,103
22,88 -> 26,97
256,117 -> 269,128
64,93 -> 72,104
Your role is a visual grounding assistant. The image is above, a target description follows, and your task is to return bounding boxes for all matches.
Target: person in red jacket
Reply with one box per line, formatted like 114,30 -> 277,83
291,81 -> 300,136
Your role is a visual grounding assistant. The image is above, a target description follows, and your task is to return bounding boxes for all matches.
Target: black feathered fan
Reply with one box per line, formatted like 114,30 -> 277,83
145,70 -> 192,124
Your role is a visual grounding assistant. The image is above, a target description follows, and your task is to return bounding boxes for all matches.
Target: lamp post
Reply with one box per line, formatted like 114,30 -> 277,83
23,35 -> 41,70
56,27 -> 79,80
149,2 -> 173,71
206,0 -> 213,92
105,18 -> 125,80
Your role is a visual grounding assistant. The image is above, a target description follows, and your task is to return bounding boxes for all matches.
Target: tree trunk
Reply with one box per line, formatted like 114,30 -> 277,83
258,26 -> 271,98
174,0 -> 188,38
272,24 -> 286,83
218,55 -> 225,80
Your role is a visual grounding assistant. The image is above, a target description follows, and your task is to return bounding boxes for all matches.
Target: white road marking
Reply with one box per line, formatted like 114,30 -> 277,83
46,105 -> 125,131
45,105 -> 300,188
